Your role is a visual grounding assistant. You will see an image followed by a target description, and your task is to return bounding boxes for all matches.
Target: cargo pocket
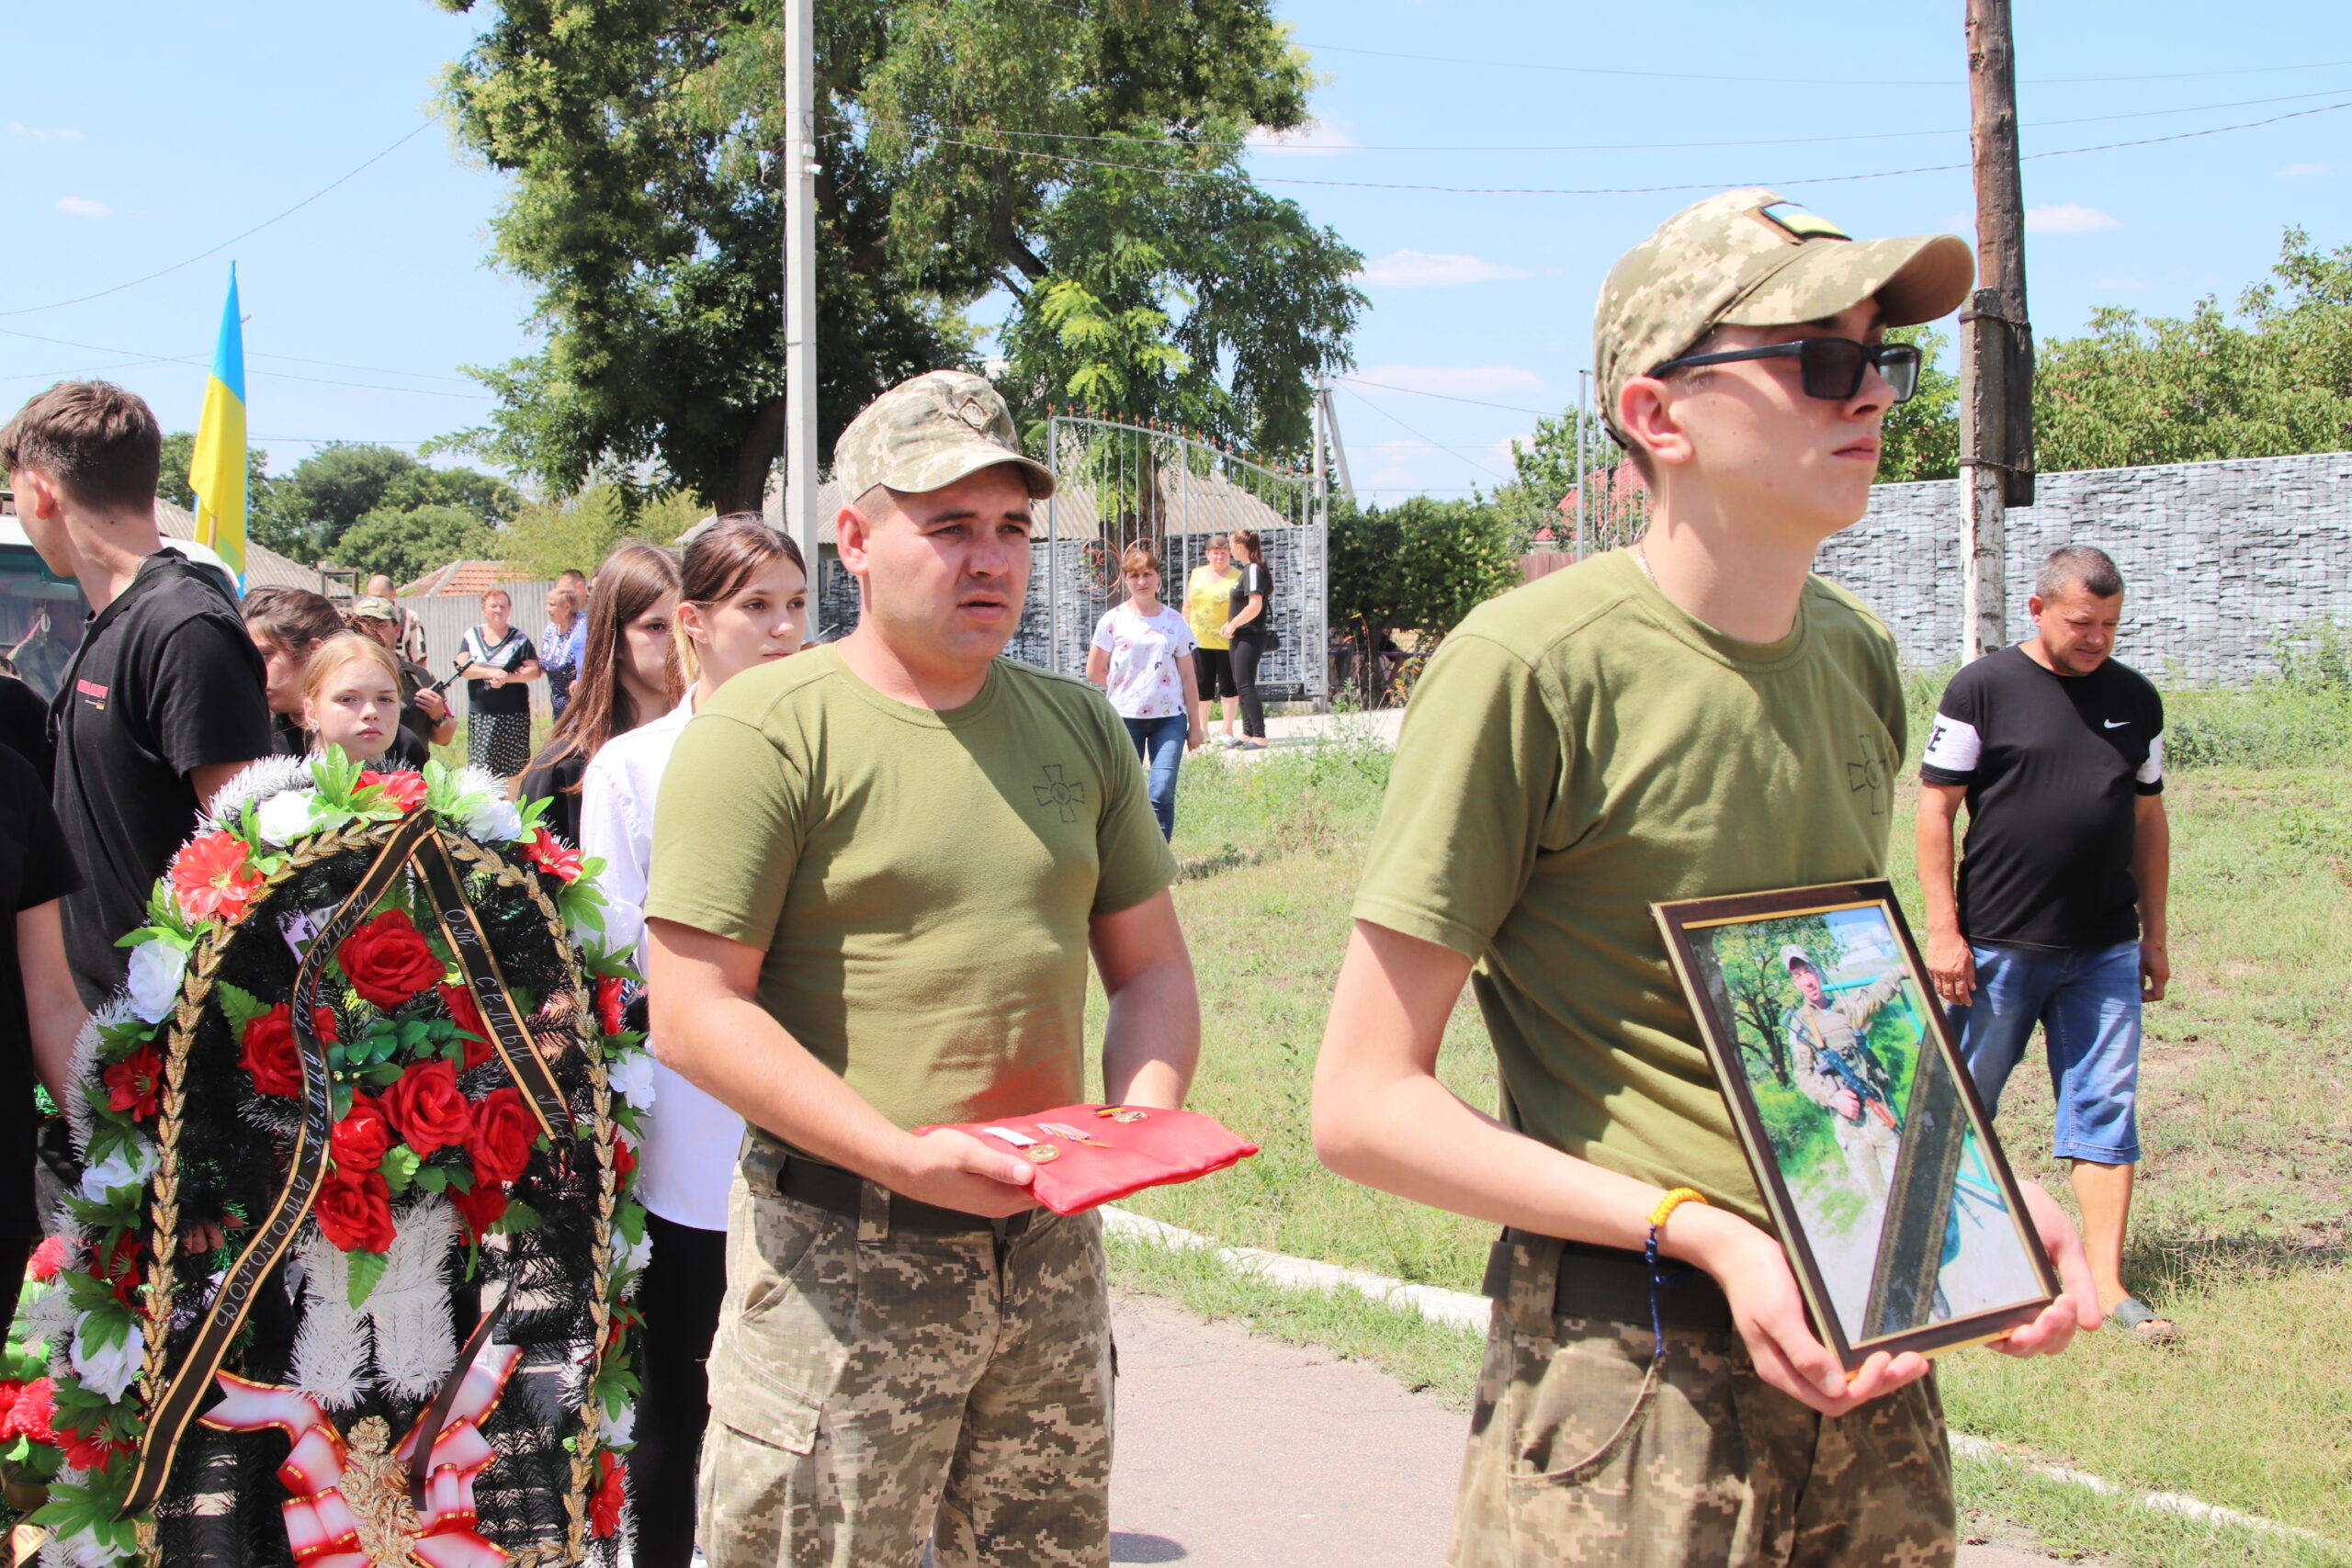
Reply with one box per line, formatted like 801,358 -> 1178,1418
707,1333 -> 822,1456
1498,1321 -> 1662,1562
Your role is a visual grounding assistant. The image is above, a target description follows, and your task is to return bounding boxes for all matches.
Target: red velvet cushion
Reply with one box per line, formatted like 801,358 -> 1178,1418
914,1103 -> 1260,1215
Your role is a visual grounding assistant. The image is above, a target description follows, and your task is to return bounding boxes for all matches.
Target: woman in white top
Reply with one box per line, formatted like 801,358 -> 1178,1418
1086,538 -> 1204,840
577,515 -> 808,1568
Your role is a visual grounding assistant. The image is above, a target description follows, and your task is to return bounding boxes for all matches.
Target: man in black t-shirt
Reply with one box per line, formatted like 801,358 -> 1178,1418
0,382 -> 274,1006
1917,543 -> 2175,1343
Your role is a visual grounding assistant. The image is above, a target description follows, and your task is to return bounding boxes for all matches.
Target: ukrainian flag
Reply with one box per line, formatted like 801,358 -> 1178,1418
188,265 -> 247,584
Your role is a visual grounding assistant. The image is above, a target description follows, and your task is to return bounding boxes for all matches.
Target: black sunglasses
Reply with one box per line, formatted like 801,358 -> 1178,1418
1647,337 -> 1921,404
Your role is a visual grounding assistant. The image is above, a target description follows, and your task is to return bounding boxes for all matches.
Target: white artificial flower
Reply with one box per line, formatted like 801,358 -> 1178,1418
254,789 -> 322,846
79,1141 -> 158,1203
599,1403 -> 637,1445
71,1317 -> 144,1402
56,1523 -> 129,1568
605,1051 -> 656,1111
462,793 -> 524,842
124,939 -> 187,1024
623,1226 -> 655,1275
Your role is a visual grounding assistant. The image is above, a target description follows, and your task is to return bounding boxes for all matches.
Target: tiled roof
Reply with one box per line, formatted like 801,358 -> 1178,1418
398,559 -> 514,597
153,500 -> 328,592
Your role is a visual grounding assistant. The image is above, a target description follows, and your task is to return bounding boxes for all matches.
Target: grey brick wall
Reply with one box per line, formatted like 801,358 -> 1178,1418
1817,450 -> 2352,683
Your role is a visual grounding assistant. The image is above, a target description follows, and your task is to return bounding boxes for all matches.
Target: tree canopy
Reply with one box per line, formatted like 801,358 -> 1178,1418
203,441 -> 520,570
1329,494 -> 1519,702
432,0 -> 1363,512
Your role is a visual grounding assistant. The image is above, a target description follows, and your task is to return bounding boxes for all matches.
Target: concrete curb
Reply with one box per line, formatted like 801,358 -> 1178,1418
1101,1207 -> 1491,1332
1103,1208 -> 2332,1551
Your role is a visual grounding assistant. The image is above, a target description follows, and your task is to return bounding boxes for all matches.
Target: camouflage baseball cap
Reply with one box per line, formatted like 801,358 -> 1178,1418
833,369 -> 1054,502
1594,188 -> 1973,442
347,595 -> 398,623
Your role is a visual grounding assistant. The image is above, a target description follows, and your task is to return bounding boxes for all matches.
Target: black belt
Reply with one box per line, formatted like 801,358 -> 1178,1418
777,1156 -> 1035,1238
1505,1229 -> 1736,1334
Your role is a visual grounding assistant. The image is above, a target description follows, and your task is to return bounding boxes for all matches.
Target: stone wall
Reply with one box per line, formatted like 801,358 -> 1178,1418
1817,450 -> 2352,683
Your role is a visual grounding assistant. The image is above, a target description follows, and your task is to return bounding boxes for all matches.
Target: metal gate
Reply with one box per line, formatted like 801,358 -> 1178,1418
1026,412 -> 1328,706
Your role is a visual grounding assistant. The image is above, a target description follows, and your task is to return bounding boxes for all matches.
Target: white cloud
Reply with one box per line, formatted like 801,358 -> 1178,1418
1355,249 -> 1536,288
1351,364 -> 1546,399
2024,202 -> 2120,234
1245,118 -> 1358,156
53,197 -> 109,217
2276,162 -> 2329,178
9,121 -> 82,141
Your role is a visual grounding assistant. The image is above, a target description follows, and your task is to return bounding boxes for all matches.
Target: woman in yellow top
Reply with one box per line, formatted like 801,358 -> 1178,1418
1183,536 -> 1243,746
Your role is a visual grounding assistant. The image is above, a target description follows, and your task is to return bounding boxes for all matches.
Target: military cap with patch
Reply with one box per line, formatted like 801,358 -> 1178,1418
1593,187 -> 1973,443
833,369 -> 1055,502
347,595 -> 399,623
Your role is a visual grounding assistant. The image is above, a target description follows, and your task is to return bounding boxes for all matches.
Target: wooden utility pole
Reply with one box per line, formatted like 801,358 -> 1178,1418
1961,0 -> 2034,662
783,0 -> 820,612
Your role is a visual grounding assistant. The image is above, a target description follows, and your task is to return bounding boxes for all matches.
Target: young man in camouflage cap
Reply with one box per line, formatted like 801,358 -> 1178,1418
1313,190 -> 2102,1565
645,369 -> 1199,1567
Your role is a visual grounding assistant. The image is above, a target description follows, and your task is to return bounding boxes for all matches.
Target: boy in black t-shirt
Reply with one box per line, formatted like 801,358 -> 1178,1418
0,381 -> 274,1006
1917,544 -> 2176,1343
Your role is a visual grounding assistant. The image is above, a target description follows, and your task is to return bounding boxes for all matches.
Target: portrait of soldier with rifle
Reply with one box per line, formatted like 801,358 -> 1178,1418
1781,944 -> 1905,1203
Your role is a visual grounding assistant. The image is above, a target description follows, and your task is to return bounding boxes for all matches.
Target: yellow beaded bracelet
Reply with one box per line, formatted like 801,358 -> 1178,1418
1646,1187 -> 1709,1230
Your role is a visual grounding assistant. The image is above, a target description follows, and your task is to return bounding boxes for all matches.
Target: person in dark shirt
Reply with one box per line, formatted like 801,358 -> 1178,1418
0,668 -> 55,782
1221,527 -> 1273,750
1917,543 -> 2175,1343
458,588 -> 541,778
520,543 -> 682,847
244,586 -> 347,758
0,380 -> 273,1006
0,743 -> 86,1339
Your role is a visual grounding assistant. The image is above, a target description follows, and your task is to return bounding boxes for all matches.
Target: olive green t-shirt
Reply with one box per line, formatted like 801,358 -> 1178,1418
643,645 -> 1176,1138
1351,549 -> 1906,1228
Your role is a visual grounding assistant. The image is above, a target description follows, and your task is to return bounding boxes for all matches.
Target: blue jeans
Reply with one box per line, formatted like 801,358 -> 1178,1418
1123,714 -> 1187,840
1947,940 -> 2143,1164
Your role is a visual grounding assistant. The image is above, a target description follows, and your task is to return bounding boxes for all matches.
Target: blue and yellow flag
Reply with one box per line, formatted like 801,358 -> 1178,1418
188,265 -> 247,584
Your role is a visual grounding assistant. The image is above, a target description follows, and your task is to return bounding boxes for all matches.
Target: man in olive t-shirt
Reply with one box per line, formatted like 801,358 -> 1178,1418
1312,190 -> 2099,1568
645,371 -> 1196,1568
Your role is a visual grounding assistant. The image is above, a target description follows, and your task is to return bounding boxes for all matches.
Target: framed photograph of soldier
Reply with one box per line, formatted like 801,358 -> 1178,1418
1652,881 -> 2056,1369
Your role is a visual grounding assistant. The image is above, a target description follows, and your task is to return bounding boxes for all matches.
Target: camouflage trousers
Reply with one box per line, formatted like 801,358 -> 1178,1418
696,1147 -> 1113,1568
1834,1111 -> 1902,1205
1449,1232 -> 1954,1568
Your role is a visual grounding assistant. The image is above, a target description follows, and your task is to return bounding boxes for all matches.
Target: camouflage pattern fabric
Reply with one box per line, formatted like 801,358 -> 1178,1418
1786,971 -> 1907,1202
833,369 -> 1057,502
1449,1233 -> 1954,1567
1589,187 -> 1973,443
696,1143 -> 1113,1568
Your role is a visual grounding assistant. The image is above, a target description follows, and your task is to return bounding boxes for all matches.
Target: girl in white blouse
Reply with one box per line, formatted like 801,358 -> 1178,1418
578,517 -> 808,1568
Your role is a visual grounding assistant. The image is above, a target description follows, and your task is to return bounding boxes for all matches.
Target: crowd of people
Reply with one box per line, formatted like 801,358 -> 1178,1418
0,183 -> 2190,1568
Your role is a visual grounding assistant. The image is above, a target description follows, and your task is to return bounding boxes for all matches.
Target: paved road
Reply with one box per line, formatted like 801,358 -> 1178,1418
1108,1292 -> 2095,1567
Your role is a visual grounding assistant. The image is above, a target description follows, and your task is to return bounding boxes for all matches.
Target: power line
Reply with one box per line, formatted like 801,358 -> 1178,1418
900,99 -> 2352,196
0,326 -> 490,400
0,121 -> 434,319
852,83 -> 2352,155
1334,377 -> 1555,416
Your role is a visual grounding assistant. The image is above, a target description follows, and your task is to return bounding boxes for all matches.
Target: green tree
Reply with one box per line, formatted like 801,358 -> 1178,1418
1329,494 -> 1520,705
336,503 -> 493,590
2034,229 -> 2352,473
1875,324 -> 1958,483
498,486 -> 706,579
432,0 -> 1361,513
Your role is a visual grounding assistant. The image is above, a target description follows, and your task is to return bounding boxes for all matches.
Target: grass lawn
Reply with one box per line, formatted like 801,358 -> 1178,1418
1096,695 -> 2352,1568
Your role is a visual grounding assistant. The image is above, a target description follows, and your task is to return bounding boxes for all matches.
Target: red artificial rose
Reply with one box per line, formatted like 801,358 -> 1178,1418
337,908 -> 445,1010
238,1006 -> 304,1098
332,1094 -> 391,1172
0,1378 -> 57,1445
439,982 -> 492,1070
101,1044 -> 165,1121
0,1381 -> 18,1432
448,1179 -> 508,1242
313,1167 -> 397,1254
379,1058 -> 473,1158
358,770 -> 429,812
468,1087 -> 537,1189
612,1138 -> 637,1184
62,1427 -> 130,1472
593,976 -> 626,1037
520,827 -> 585,885
168,830 -> 266,924
28,1235 -> 65,1280
590,1452 -> 627,1539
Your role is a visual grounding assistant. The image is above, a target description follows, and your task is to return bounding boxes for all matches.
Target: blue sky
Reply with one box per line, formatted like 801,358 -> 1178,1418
5,0 -> 2346,502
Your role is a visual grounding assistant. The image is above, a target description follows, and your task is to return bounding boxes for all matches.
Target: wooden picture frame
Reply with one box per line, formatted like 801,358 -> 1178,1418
1653,880 -> 2057,1369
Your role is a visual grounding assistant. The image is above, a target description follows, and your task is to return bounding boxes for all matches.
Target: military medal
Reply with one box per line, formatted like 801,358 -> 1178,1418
1026,1144 -> 1061,1163
1094,1105 -> 1148,1123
